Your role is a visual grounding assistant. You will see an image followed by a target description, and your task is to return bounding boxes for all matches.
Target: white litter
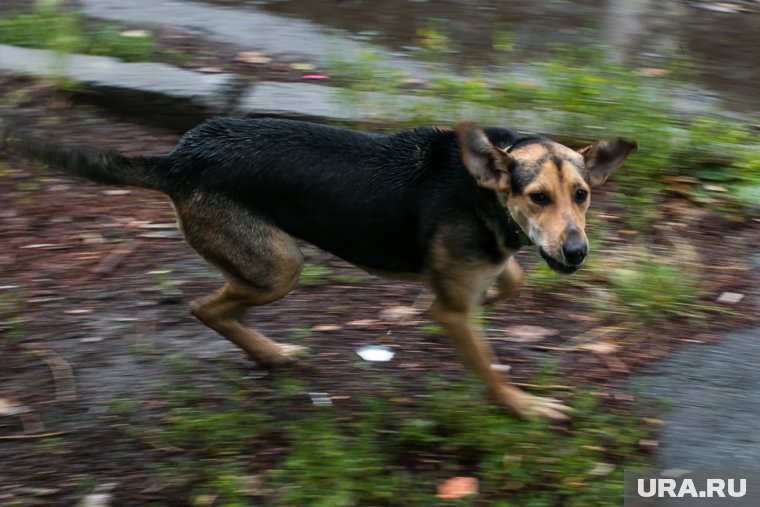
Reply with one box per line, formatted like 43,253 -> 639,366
356,345 -> 395,362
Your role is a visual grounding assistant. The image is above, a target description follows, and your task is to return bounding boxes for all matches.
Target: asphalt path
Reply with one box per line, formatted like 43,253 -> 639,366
632,251 -> 760,469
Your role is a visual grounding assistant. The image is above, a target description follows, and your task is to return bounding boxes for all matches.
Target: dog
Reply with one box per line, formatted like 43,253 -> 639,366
2,117 -> 636,420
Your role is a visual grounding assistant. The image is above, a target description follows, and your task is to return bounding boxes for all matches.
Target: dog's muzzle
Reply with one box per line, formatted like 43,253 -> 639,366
540,248 -> 583,275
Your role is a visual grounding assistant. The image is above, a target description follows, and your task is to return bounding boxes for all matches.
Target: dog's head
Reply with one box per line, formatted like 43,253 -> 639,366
457,122 -> 637,274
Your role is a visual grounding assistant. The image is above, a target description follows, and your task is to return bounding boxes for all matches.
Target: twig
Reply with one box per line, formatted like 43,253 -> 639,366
0,431 -> 65,440
514,383 -> 575,392
92,239 -> 138,274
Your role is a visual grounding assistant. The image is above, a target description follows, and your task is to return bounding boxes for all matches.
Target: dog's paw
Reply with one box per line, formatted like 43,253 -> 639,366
497,388 -> 572,421
254,343 -> 309,367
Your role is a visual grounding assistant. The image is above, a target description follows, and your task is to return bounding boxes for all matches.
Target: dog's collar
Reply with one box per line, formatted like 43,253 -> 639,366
496,190 -> 533,247
508,213 -> 533,247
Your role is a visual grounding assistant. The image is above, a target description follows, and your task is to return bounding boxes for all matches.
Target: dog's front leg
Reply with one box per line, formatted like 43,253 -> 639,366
431,296 -> 570,421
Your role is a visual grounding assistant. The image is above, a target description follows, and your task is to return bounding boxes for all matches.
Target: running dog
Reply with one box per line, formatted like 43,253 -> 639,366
2,117 -> 636,420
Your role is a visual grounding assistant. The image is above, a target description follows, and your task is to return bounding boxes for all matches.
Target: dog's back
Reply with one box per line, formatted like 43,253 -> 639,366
166,118 -> 512,273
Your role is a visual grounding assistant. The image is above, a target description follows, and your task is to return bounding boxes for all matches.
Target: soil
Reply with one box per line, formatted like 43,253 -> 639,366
0,77 -> 758,505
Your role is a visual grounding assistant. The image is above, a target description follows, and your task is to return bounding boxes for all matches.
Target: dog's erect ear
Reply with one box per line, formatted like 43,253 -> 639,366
578,137 -> 638,187
457,122 -> 513,192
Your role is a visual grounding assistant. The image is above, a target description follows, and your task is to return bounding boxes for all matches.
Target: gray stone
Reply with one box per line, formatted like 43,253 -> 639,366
630,246 -> 760,469
236,81 -> 559,133
236,82 -> 432,122
0,45 -> 243,125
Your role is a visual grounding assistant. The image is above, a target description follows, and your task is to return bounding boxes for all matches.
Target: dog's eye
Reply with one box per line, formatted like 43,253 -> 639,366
575,189 -> 588,203
529,192 -> 550,205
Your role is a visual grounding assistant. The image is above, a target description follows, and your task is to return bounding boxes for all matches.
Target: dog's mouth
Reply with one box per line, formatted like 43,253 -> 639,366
540,248 -> 581,275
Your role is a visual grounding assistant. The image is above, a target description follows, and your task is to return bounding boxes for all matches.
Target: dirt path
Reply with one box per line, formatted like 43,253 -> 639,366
1,82 -> 758,504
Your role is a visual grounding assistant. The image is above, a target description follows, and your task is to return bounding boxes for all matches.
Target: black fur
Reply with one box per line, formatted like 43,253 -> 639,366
4,117 -> 526,273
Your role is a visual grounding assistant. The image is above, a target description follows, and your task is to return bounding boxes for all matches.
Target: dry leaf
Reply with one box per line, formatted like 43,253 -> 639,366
437,476 -> 479,499
502,325 -> 559,343
579,341 -> 619,355
379,305 -> 420,322
235,51 -> 272,64
311,324 -> 342,332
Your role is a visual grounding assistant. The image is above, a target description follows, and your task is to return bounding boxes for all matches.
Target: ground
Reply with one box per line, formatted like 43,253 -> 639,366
1,78 -> 759,506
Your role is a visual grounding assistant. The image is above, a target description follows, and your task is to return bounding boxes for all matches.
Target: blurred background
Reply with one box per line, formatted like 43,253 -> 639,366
1,0 -> 758,505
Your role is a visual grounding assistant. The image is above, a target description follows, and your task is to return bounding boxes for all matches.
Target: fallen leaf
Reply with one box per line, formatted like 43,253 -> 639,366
311,324 -> 342,332
579,341 -> 619,355
379,305 -> 420,322
235,51 -> 272,64
637,67 -> 671,77
501,325 -> 559,343
290,62 -> 316,71
437,476 -> 479,499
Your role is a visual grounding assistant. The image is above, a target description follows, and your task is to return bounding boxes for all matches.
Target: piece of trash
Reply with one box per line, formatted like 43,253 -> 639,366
303,74 -> 329,80
437,476 -> 479,500
0,398 -> 31,416
491,363 -> 511,373
311,324 -> 342,332
120,29 -> 149,38
290,62 -> 316,71
235,51 -> 272,64
103,189 -> 131,196
64,308 -> 93,315
308,392 -> 332,406
78,492 -> 112,507
692,2 -> 748,14
589,462 -> 615,477
717,292 -> 744,304
356,345 -> 395,362
704,184 -> 729,193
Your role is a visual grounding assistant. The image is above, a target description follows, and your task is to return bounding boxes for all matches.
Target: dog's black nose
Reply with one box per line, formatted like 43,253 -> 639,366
562,241 -> 587,265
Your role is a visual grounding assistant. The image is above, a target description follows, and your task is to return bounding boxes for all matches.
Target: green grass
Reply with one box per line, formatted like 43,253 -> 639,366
330,37 -> 760,227
299,264 -> 332,287
109,359 -> 655,506
0,1 -> 155,62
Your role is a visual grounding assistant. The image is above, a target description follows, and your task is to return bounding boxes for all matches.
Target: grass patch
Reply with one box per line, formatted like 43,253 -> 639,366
111,360 -> 655,506
330,35 -> 760,227
0,1 -> 155,62
299,263 -> 332,287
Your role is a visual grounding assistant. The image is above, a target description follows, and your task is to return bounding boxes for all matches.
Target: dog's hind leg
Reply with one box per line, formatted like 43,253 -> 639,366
176,194 -> 307,367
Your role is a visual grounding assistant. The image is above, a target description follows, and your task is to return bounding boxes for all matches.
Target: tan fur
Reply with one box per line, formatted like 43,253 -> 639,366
506,144 -> 591,264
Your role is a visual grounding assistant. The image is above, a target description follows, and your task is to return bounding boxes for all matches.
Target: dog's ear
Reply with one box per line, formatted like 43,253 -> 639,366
578,137 -> 637,187
457,122 -> 512,192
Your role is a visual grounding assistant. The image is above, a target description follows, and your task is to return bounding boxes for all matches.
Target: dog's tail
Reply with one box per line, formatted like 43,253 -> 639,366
1,114 -> 168,192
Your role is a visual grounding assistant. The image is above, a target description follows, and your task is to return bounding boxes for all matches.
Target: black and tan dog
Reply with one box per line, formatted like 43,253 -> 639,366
3,117 -> 636,420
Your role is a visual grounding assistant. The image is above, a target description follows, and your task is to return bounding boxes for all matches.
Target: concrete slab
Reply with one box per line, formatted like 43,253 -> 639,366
0,44 -> 243,124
